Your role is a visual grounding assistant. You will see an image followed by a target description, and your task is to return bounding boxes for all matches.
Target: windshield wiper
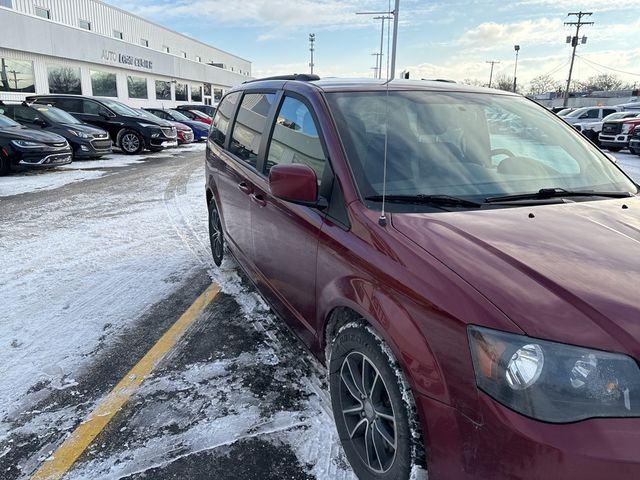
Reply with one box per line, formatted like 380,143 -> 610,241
365,194 -> 482,208
485,188 -> 633,203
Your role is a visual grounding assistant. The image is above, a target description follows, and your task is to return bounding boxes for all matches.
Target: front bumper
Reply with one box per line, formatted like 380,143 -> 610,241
17,151 -> 73,168
416,392 -> 640,479
598,133 -> 630,148
177,131 -> 194,144
72,137 -> 113,158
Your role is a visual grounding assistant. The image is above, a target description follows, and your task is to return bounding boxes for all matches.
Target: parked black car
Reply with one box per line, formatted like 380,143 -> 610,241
176,104 -> 217,117
0,113 -> 72,175
0,102 -> 111,159
26,95 -> 177,155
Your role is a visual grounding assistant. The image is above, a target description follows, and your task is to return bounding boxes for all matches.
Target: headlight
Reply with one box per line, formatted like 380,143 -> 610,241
468,326 -> 640,422
11,139 -> 45,148
622,124 -> 632,134
138,123 -> 159,129
69,130 -> 91,139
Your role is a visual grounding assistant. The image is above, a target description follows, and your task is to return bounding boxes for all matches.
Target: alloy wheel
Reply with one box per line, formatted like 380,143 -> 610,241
339,351 -> 398,473
121,133 -> 140,153
208,202 -> 223,266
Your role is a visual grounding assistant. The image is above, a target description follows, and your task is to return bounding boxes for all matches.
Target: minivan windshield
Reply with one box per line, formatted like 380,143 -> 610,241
36,106 -> 82,124
326,91 -> 637,204
100,99 -> 140,117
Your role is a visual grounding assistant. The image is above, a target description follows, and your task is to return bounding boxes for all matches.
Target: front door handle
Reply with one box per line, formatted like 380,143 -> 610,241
250,193 -> 267,207
238,182 -> 252,195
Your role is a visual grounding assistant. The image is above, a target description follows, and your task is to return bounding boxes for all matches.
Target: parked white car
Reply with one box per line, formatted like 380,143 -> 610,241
562,106 -> 622,143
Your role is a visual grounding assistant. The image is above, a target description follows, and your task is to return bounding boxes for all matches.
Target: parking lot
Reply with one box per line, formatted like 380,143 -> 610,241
0,145 -> 354,480
2,143 -> 640,480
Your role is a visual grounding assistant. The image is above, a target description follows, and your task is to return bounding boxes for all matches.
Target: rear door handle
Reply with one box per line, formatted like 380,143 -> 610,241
238,182 -> 252,195
250,193 -> 267,207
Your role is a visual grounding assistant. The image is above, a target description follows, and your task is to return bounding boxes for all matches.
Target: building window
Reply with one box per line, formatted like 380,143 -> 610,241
163,45 -> 170,54
48,65 -> 82,94
213,88 -> 223,102
113,30 -> 123,40
155,80 -> 171,100
79,19 -> 91,30
196,56 -> 202,63
191,85 -> 202,102
35,6 -> 50,19
180,51 -> 187,59
127,76 -> 148,99
141,38 -> 149,47
0,58 -> 36,93
175,83 -> 187,101
90,70 -> 117,97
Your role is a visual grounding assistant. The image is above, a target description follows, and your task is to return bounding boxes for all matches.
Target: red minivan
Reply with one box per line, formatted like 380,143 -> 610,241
205,75 -> 640,480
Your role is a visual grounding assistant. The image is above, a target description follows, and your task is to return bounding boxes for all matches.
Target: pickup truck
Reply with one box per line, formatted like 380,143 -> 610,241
562,106 -> 622,143
574,112 -> 640,145
599,117 -> 640,152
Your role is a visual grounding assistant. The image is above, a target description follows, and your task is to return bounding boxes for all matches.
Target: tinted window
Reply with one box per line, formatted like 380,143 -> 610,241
229,93 -> 276,168
82,100 -> 110,116
52,97 -> 83,113
265,96 -> 326,183
11,105 -> 42,123
91,70 -> 117,97
0,113 -> 19,127
37,106 -> 81,124
0,58 -> 35,93
148,109 -> 170,120
127,75 -> 148,99
209,92 -> 239,147
48,65 -> 82,94
603,109 -> 617,117
155,80 -> 171,101
191,85 -> 202,102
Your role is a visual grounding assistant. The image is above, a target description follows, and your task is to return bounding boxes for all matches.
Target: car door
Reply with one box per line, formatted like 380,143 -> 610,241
214,91 -> 276,268
250,94 -> 329,343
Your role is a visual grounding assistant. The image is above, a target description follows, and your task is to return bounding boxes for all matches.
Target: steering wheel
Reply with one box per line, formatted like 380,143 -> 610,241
490,148 -> 515,158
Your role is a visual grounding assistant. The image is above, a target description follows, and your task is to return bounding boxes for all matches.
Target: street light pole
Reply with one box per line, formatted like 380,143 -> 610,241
309,33 -> 315,75
389,0 -> 400,80
513,45 -> 520,93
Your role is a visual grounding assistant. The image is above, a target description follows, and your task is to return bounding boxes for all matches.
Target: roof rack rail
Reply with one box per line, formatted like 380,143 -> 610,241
243,73 -> 320,84
422,78 -> 457,83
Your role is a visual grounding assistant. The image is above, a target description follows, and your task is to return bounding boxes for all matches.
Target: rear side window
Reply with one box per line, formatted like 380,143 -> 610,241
229,92 -> 276,168
603,109 -> 617,117
51,98 -> 83,113
209,92 -> 239,147
82,100 -> 109,116
265,96 -> 327,183
12,105 -> 42,123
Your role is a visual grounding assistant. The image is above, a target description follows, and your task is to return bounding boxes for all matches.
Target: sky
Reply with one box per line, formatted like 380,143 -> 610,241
102,0 -> 640,90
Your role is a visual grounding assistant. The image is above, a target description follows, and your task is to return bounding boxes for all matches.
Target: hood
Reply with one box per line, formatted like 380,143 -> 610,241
0,125 -> 67,144
171,121 -> 192,132
126,115 -> 170,127
182,120 -> 209,132
391,198 -> 640,358
59,123 -> 108,136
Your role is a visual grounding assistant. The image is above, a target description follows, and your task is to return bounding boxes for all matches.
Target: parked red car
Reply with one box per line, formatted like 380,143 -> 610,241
205,75 -> 640,480
172,121 -> 194,144
178,109 -> 212,125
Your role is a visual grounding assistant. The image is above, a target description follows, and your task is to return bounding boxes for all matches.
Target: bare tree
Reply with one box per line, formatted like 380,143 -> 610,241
494,74 -> 516,92
527,74 -> 561,95
579,73 -> 624,92
461,78 -> 484,87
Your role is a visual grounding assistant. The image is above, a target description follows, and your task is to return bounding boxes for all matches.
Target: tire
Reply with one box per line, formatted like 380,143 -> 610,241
117,129 -> 144,155
629,147 -> 639,155
329,323 -> 425,480
607,146 -> 622,152
208,199 -> 224,266
0,152 -> 10,176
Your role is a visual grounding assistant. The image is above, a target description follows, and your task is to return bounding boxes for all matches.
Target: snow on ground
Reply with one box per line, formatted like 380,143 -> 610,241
614,151 -> 640,182
0,143 -> 206,197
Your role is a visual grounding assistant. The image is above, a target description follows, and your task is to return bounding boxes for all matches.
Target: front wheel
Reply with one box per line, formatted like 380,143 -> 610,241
118,129 -> 144,155
329,324 -> 425,480
629,147 -> 639,155
0,153 -> 10,176
208,199 -> 224,266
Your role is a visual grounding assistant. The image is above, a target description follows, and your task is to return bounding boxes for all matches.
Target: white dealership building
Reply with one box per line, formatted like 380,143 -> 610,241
0,0 -> 252,107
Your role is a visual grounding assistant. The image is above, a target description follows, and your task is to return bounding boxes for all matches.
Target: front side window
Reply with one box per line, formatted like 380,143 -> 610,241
229,92 -> 276,168
175,83 -> 187,101
127,75 -> 148,99
209,92 -> 240,147
47,65 -> 81,94
265,96 -> 326,183
155,80 -> 171,100
327,91 -> 636,206
0,58 -> 35,93
10,105 -> 42,124
100,99 -> 138,116
82,100 -> 110,116
37,106 -> 82,124
90,70 -> 117,97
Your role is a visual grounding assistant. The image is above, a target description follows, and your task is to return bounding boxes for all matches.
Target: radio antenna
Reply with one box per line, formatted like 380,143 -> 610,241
378,0 -> 395,227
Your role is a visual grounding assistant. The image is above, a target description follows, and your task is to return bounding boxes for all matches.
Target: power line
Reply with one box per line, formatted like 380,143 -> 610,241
576,54 -> 640,77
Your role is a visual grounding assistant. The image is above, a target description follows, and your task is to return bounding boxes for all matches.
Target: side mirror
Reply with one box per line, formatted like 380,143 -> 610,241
269,164 -> 326,208
34,119 -> 48,128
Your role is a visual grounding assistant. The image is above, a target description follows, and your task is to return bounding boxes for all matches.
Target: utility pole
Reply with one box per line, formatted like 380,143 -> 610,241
309,33 -> 315,75
486,60 -> 500,88
373,15 -> 391,79
372,53 -> 382,78
356,0 -> 400,80
563,11 -> 593,107
513,45 -> 520,93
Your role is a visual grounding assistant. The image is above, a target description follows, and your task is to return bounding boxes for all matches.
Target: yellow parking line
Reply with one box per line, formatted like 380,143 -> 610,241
31,282 -> 221,480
